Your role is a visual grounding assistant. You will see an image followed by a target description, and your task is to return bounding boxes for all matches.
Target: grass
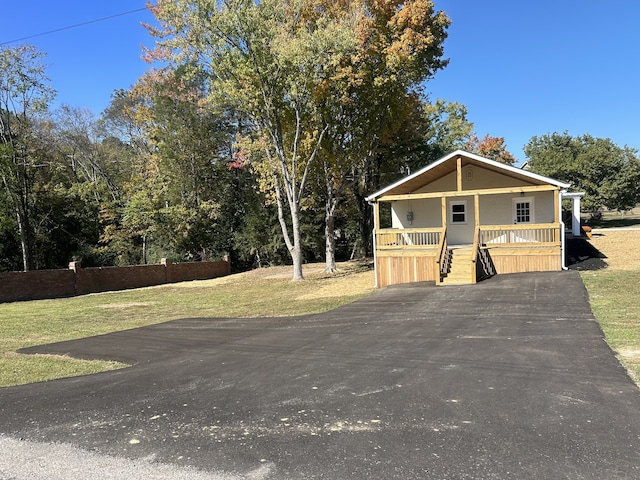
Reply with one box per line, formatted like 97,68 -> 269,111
582,270 -> 640,382
583,208 -> 640,228
579,229 -> 640,383
0,261 -> 375,387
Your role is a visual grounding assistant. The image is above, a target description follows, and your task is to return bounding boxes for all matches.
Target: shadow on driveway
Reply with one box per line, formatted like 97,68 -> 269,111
2,271 -> 640,479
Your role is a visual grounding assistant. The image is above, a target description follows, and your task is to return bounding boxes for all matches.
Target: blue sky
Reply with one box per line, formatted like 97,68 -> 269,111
428,0 -> 640,162
3,1 -> 639,163
2,2 -> 155,114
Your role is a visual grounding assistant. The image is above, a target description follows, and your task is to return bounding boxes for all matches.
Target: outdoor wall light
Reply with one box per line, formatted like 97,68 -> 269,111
406,211 -> 414,225
520,191 -> 525,197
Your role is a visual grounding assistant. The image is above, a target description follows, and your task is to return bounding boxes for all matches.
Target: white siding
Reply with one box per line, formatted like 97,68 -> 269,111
391,198 -> 442,228
479,191 -> 555,225
462,165 -> 531,190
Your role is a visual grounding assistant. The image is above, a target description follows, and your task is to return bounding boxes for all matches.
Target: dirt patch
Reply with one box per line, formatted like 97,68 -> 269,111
264,264 -> 326,279
97,302 -> 152,309
297,271 -> 375,300
588,230 -> 640,271
618,349 -> 640,358
243,263 -> 329,279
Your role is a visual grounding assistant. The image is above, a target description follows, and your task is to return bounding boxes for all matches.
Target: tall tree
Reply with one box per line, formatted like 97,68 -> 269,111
0,45 -> 56,271
316,1 -> 450,272
147,0 -> 365,280
343,95 -> 468,261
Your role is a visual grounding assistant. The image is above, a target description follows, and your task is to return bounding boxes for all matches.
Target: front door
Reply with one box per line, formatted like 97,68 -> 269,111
513,196 -> 535,224
448,198 -> 474,245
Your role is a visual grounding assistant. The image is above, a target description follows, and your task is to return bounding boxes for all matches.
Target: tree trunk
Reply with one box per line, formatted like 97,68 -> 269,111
325,209 -> 337,273
353,187 -> 373,259
324,182 -> 339,273
273,170 -> 305,281
16,208 -> 32,272
289,199 -> 304,281
265,111 -> 328,282
15,180 -> 34,272
352,154 -> 381,259
142,234 -> 147,265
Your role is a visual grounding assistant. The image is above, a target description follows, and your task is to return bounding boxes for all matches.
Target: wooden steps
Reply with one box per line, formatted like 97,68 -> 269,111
439,247 -> 476,286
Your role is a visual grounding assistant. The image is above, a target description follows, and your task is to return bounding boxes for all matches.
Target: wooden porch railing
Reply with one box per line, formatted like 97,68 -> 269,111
480,223 -> 560,246
375,227 -> 442,248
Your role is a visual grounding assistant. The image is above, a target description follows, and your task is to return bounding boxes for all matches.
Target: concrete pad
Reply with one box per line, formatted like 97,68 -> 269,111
1,271 -> 640,479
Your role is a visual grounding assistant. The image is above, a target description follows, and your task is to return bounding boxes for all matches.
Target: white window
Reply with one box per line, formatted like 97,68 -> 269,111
513,197 -> 535,224
450,200 -> 467,224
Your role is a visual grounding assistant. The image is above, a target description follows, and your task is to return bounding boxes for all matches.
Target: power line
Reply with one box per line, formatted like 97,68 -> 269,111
0,7 -> 149,46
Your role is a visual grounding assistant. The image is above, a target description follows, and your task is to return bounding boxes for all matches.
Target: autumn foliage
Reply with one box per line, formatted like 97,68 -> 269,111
466,134 -> 517,165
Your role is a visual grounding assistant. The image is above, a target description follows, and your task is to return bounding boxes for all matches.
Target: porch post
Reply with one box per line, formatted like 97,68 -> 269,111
572,196 -> 582,236
456,156 -> 463,192
559,191 -> 585,237
372,201 -> 380,288
474,193 -> 480,228
441,196 -> 447,230
373,201 -> 380,230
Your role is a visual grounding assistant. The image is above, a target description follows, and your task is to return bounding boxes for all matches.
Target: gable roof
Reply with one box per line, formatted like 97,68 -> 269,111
366,150 -> 571,202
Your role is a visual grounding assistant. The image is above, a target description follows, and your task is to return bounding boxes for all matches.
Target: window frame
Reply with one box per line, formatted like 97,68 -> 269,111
449,200 -> 468,225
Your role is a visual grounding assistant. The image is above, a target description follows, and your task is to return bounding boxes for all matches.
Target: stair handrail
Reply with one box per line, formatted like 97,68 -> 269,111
470,226 -> 481,283
472,226 -> 480,263
436,227 -> 448,282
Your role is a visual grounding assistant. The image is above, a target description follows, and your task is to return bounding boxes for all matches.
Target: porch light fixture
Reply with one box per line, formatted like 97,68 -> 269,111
520,191 -> 525,197
406,211 -> 414,225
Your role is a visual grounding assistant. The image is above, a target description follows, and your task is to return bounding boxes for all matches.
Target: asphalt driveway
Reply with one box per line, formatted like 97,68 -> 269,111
2,271 -> 640,479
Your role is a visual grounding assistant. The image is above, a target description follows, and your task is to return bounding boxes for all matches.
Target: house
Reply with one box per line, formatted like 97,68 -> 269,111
366,150 -> 583,288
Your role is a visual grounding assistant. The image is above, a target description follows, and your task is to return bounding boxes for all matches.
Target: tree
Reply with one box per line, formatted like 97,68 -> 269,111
315,1 -> 450,272
53,105 -> 120,202
94,87 -> 160,265
147,0 -> 368,280
466,133 -> 517,165
524,132 -> 640,214
128,66 -> 255,263
0,45 -> 56,271
417,99 -> 474,167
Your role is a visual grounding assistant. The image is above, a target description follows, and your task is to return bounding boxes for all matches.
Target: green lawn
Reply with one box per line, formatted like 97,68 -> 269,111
581,269 -> 640,383
583,211 -> 640,228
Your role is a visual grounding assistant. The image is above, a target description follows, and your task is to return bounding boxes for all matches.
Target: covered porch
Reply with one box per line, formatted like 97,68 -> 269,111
374,185 -> 563,287
374,221 -> 562,288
